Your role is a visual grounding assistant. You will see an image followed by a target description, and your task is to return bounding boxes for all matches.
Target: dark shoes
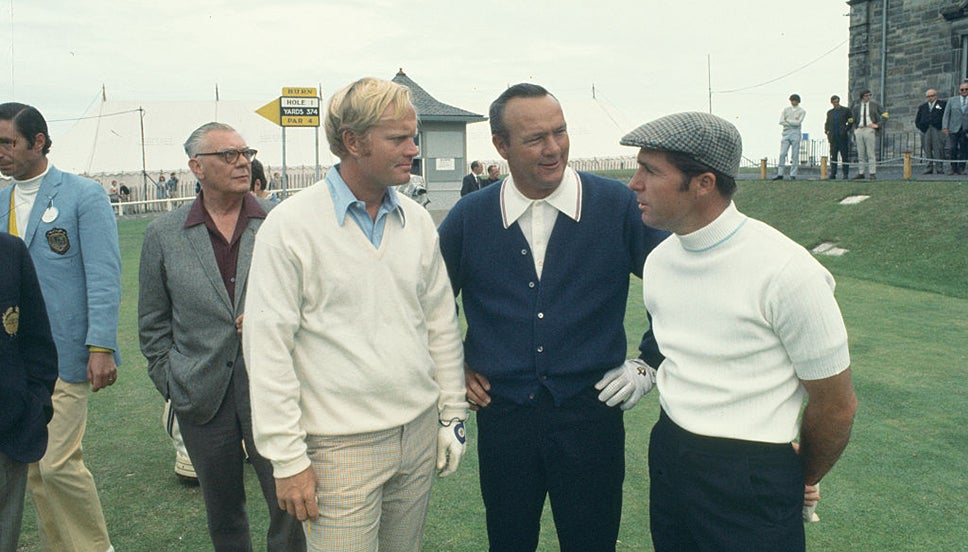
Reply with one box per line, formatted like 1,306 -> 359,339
771,175 -> 783,181
923,169 -> 934,175
869,174 -> 876,180
852,174 -> 866,180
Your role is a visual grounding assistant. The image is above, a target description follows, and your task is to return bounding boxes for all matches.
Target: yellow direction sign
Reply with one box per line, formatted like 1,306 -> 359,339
282,87 -> 317,98
256,88 -> 321,127
256,98 -> 280,125
281,96 -> 320,127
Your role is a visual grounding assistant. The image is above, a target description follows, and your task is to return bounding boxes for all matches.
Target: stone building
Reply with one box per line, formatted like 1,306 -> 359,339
848,0 -> 968,159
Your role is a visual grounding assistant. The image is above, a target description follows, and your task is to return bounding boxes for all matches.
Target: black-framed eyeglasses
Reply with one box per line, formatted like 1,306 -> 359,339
194,148 -> 257,164
0,138 -> 17,151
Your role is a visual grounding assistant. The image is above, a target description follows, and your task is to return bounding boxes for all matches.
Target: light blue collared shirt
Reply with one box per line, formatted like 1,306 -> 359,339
325,165 -> 406,248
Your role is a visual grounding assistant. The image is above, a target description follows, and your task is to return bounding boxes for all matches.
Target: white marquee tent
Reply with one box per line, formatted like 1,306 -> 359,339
49,99 -> 336,177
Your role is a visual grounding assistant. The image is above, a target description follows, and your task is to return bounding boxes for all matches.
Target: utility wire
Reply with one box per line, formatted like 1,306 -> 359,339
715,39 -> 848,94
48,108 -> 143,123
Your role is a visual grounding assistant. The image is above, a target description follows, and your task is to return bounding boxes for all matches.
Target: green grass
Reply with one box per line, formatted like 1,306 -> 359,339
15,180 -> 968,551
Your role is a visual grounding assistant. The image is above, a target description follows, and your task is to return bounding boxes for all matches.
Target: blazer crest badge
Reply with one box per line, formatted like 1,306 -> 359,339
45,228 -> 70,255
2,306 -> 19,336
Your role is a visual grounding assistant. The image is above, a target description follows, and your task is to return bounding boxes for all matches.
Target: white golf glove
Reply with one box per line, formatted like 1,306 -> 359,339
595,359 -> 656,410
436,419 -> 466,477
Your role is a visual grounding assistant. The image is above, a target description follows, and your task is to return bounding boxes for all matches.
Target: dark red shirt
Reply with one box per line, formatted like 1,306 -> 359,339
184,193 -> 267,304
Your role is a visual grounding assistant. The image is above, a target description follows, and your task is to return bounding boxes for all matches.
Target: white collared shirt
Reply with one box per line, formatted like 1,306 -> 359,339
499,166 -> 582,278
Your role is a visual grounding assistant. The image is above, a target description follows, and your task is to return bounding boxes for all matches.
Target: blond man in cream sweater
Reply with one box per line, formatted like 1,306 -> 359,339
243,77 -> 467,552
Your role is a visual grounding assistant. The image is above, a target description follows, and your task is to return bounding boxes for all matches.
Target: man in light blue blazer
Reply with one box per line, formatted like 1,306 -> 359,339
0,102 -> 121,552
942,81 -> 968,174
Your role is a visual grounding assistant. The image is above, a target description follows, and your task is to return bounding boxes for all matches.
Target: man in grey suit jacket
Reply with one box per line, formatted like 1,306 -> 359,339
0,102 -> 120,552
942,82 -> 968,174
138,122 -> 304,551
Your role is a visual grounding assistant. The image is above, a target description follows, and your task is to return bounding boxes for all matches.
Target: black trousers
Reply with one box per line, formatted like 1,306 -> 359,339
829,137 -> 850,177
477,387 -> 625,552
648,410 -> 804,552
177,367 -> 305,552
948,130 -> 968,173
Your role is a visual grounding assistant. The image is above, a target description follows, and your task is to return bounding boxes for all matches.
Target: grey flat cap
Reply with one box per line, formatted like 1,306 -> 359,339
620,112 -> 742,178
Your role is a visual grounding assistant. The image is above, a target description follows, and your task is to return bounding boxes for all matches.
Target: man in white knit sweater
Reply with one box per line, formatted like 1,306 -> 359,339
242,78 -> 468,551
620,112 -> 858,551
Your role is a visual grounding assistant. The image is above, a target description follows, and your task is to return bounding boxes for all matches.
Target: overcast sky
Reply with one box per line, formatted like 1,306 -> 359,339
0,0 -> 850,166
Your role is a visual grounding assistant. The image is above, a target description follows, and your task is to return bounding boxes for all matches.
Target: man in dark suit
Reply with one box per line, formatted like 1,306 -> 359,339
0,232 -> 57,552
460,160 -> 485,196
483,164 -> 502,186
915,89 -> 946,174
138,122 -> 304,551
824,95 -> 853,179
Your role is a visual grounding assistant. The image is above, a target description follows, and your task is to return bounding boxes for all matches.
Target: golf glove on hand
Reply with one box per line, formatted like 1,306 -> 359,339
436,420 -> 466,477
595,359 -> 656,410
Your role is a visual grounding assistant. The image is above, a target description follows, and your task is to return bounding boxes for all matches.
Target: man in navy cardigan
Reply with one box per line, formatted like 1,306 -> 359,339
0,232 -> 57,552
438,84 -> 668,551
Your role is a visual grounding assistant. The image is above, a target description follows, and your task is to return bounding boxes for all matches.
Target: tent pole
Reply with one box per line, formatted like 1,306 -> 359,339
140,107 -> 148,203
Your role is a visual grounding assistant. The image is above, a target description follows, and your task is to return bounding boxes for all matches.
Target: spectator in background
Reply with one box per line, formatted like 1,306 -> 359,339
157,174 -> 168,199
168,172 -> 179,198
483,163 -> 501,185
942,82 -> 968,175
772,94 -> 805,181
108,180 -> 120,203
824,95 -> 853,180
250,159 -> 280,204
915,89 -> 946,175
118,182 -> 130,201
851,89 -> 883,180
460,160 -> 485,196
398,159 -> 430,207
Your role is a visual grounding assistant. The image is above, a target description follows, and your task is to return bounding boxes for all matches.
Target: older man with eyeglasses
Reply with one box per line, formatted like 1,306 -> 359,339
138,122 -> 305,551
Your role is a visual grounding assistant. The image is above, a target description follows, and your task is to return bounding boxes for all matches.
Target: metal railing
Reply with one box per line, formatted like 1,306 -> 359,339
99,135 -> 946,216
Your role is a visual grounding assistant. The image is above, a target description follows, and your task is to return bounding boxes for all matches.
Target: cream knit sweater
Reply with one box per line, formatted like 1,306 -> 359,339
243,180 -> 466,478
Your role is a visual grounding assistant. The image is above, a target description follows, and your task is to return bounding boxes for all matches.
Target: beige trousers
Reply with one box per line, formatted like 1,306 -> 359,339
304,407 -> 437,552
28,379 -> 111,552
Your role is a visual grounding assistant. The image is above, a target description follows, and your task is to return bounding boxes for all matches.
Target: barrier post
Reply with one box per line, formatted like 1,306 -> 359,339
903,151 -> 912,180
820,156 -> 828,180
760,158 -> 768,180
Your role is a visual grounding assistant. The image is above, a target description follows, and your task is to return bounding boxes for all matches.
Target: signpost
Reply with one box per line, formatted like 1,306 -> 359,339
255,87 -> 322,196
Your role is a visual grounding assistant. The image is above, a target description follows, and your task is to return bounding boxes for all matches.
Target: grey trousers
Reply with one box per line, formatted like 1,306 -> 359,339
0,452 -> 28,552
177,368 -> 305,552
